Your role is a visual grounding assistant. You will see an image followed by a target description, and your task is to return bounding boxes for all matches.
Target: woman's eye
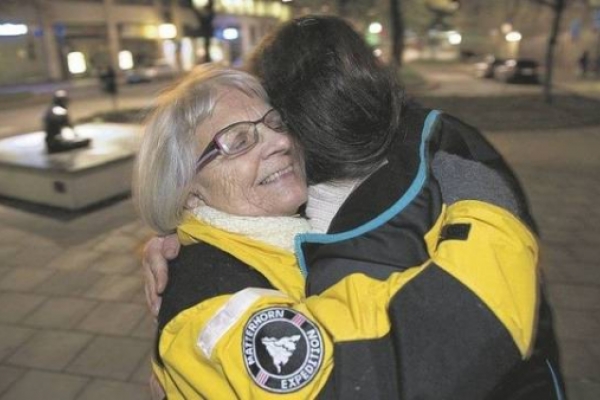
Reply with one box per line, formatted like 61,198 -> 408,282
228,130 -> 252,152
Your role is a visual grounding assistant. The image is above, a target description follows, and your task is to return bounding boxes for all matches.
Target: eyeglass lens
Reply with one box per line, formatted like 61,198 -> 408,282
196,109 -> 285,172
218,109 -> 284,156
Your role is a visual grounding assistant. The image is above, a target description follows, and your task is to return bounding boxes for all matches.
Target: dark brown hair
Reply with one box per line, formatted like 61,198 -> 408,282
248,15 -> 404,184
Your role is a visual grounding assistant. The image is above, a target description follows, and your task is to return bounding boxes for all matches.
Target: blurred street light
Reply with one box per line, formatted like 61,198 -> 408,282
369,22 -> 383,34
223,27 -> 239,40
448,30 -> 462,45
119,50 -> 134,70
505,31 -> 522,42
158,23 -> 177,39
0,23 -> 28,36
67,52 -> 87,74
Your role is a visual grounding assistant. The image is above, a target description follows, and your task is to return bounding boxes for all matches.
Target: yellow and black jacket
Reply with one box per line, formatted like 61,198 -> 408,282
154,202 -> 538,399
153,107 -> 564,399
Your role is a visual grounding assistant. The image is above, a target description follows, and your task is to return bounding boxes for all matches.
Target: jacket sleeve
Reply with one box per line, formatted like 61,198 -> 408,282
435,112 -> 538,233
154,288 -> 335,399
304,200 -> 539,399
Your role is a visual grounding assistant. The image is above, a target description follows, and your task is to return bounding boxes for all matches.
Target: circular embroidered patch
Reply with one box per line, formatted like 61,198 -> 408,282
242,307 -> 324,393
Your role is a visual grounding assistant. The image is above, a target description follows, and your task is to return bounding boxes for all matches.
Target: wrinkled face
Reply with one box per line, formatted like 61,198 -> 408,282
191,89 -> 307,217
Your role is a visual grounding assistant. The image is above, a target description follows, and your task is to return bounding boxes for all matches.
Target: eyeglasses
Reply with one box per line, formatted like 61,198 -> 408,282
196,108 -> 286,172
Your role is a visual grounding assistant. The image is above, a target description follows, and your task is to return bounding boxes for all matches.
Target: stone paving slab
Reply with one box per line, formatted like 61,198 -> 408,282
76,379 -> 151,400
0,370 -> 89,400
23,297 -> 98,329
65,336 -> 151,380
0,366 -> 24,395
0,325 -> 36,362
0,293 -> 46,323
7,330 -> 93,371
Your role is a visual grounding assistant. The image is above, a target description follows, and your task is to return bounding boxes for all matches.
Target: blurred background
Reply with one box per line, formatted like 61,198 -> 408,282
0,1 -> 599,399
0,0 -> 599,87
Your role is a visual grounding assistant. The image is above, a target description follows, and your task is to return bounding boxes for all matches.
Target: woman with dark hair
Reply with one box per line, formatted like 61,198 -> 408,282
144,16 -> 564,400
249,16 -> 402,184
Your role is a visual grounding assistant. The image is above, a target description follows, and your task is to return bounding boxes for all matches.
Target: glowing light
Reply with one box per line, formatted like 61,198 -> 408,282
369,22 -> 383,34
505,31 -> 522,42
158,23 -> 177,39
210,45 -> 224,63
448,31 -> 462,45
0,23 -> 28,36
223,28 -> 239,40
119,51 -> 134,70
67,52 -> 87,74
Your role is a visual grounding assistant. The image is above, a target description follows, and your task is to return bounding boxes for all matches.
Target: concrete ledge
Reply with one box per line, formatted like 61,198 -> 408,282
0,123 -> 142,210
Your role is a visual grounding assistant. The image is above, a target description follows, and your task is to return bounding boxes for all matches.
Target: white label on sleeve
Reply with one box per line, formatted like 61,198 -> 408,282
197,288 -> 286,358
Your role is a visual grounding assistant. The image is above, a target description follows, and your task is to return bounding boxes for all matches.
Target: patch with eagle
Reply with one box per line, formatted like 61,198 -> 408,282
242,307 -> 324,393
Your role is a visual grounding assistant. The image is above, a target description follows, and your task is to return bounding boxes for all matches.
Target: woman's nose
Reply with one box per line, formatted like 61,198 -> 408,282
258,125 -> 292,158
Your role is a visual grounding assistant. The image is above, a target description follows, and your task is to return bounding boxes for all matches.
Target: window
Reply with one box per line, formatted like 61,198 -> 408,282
67,52 -> 87,74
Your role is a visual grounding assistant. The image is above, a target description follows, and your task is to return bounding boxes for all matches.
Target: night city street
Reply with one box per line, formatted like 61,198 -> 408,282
0,60 -> 599,399
1,0 -> 600,398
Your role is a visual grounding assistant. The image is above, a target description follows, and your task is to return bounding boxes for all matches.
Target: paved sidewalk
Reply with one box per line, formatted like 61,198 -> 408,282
486,125 -> 600,400
0,198 -> 155,399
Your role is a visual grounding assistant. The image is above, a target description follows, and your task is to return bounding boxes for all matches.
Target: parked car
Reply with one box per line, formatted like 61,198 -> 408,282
473,55 -> 505,79
494,58 -> 540,84
125,61 -> 179,84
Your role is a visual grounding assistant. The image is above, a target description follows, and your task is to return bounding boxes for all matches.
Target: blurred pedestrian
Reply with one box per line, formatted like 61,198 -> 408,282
100,65 -> 118,109
578,50 -> 589,77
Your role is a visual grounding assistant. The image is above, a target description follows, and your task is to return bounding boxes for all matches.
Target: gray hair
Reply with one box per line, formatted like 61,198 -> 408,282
134,64 -> 269,234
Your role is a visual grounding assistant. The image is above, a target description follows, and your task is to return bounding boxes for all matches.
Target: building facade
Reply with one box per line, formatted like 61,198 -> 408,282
454,0 -> 600,76
0,0 -> 291,85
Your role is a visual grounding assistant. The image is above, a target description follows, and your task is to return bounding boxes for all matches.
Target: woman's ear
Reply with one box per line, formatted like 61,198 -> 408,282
185,189 -> 205,210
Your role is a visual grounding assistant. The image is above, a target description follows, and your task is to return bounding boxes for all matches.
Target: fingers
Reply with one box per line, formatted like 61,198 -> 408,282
163,233 -> 180,260
144,276 -> 161,318
143,237 -> 165,317
155,234 -> 179,294
142,234 -> 180,317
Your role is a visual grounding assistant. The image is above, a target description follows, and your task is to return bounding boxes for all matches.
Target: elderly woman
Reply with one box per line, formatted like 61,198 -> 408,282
135,65 -> 326,398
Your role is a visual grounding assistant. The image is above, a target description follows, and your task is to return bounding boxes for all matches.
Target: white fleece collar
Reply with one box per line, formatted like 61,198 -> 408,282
305,159 -> 388,233
305,180 -> 360,233
191,205 -> 311,253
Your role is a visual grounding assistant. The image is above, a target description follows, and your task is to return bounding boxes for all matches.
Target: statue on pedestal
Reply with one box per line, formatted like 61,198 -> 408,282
44,90 -> 91,154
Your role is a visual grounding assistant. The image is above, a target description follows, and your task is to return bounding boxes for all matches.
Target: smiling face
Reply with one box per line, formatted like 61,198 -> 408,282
191,89 -> 307,217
